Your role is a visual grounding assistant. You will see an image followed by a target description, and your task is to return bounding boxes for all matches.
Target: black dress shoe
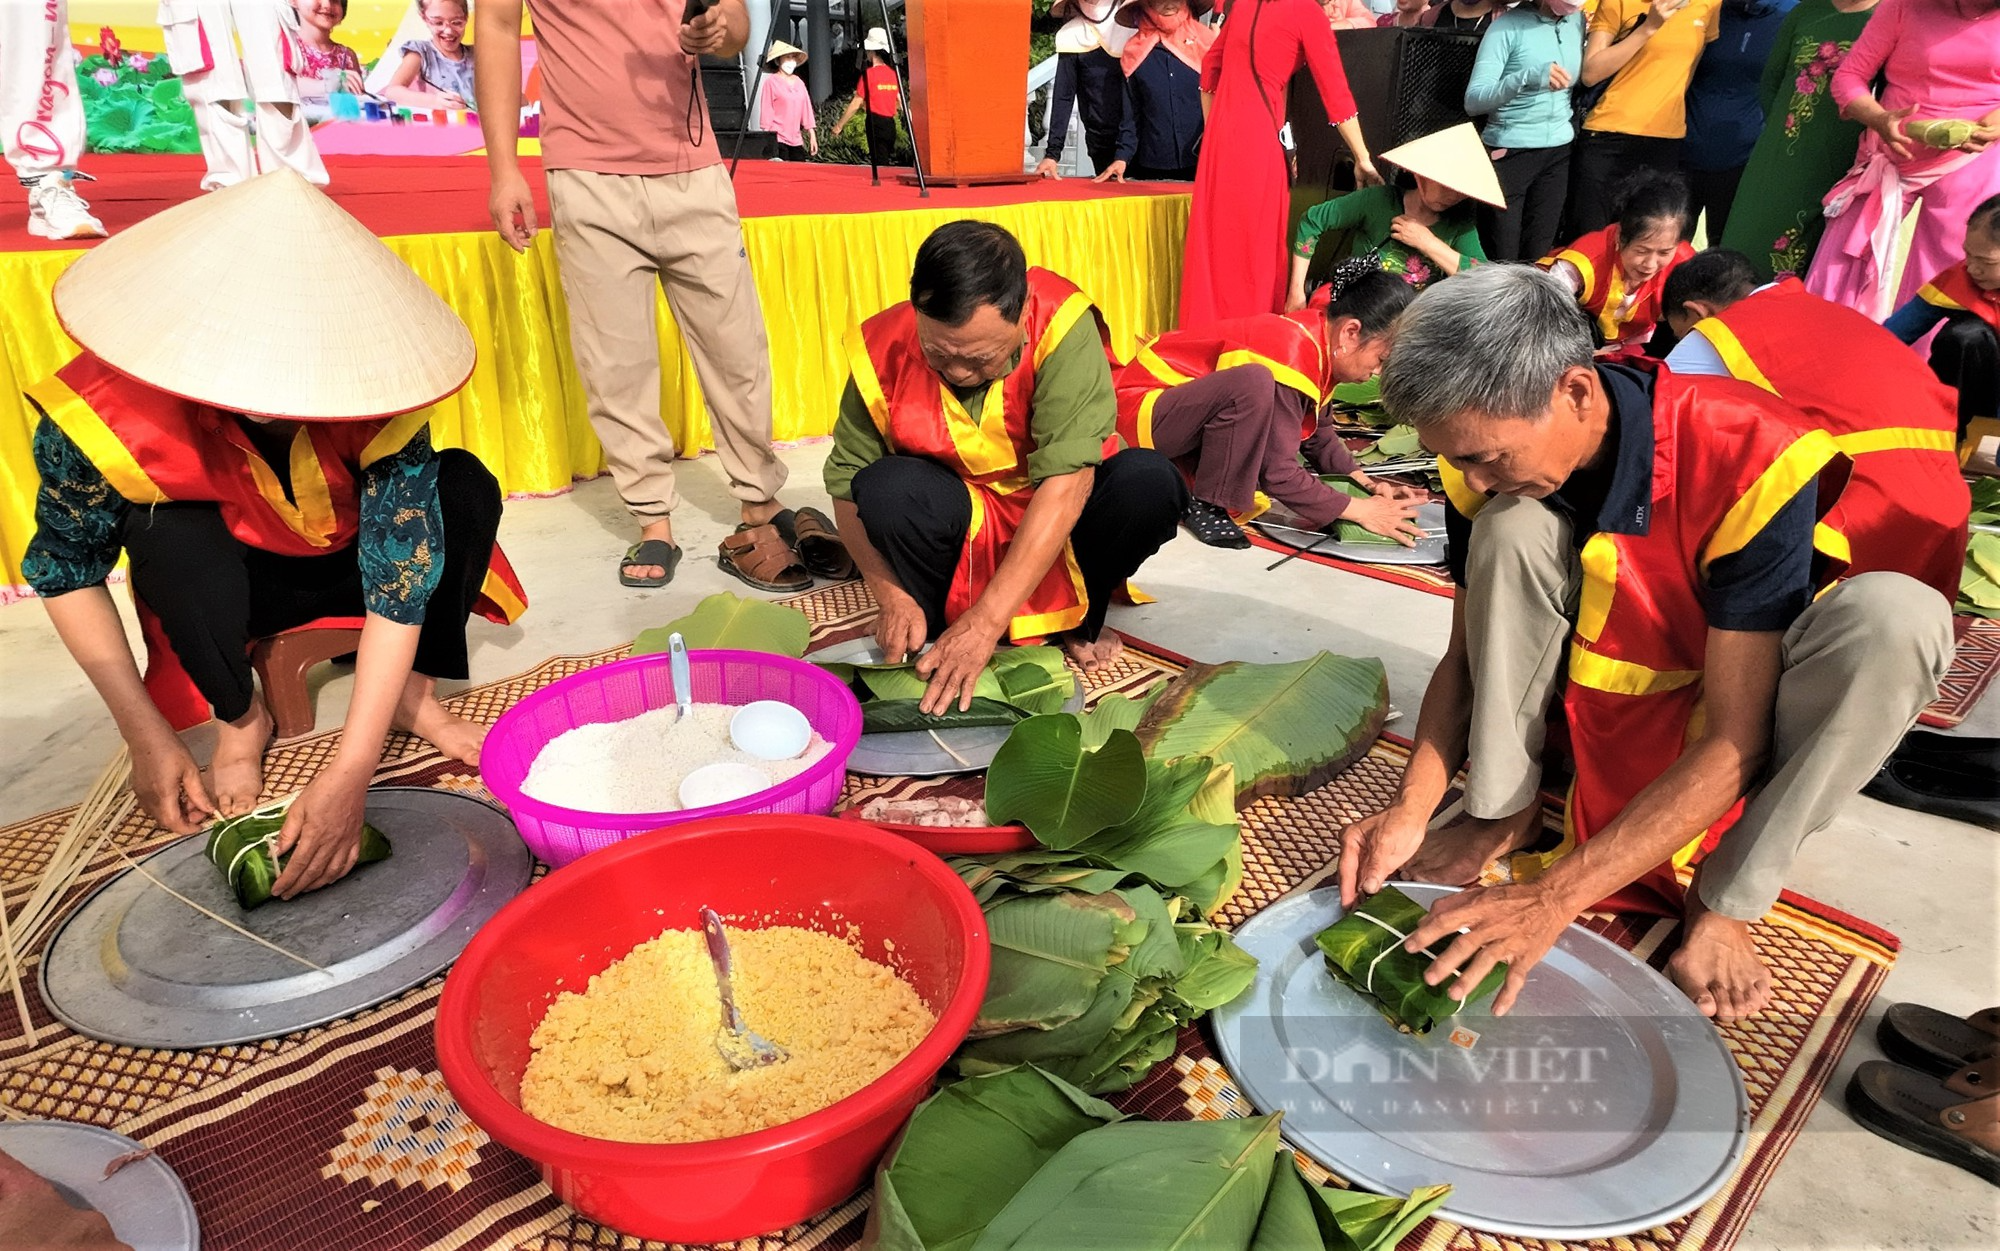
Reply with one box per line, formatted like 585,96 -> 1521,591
1183,498 -> 1251,549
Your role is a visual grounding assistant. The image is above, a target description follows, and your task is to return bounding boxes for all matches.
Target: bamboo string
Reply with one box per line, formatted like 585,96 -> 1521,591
926,729 -> 974,769
108,849 -> 329,974
0,898 -> 36,1048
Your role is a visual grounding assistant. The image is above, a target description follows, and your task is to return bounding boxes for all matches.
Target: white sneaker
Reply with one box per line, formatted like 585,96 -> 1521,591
25,173 -> 108,241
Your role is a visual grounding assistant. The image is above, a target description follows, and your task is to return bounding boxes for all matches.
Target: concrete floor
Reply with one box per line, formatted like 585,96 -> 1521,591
2,442 -> 1995,1247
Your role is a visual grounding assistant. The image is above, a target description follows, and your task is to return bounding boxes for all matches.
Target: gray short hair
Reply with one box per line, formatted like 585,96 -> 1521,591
1379,265 -> 1594,429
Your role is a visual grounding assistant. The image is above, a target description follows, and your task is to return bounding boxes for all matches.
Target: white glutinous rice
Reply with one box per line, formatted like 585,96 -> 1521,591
522,703 -> 831,814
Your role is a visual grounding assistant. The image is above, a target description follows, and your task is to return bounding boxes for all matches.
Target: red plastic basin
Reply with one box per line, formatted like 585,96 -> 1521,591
435,815 -> 990,1243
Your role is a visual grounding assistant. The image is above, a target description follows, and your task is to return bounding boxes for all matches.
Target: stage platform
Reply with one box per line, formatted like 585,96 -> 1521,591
0,157 -> 1191,590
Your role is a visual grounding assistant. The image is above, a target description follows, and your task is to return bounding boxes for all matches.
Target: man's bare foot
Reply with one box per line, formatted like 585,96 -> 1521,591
1058,630 -> 1124,672
1666,888 -> 1773,1025
1398,801 -> 1542,888
625,517 -> 675,582
741,498 -> 786,529
394,675 -> 487,764
209,703 -> 273,816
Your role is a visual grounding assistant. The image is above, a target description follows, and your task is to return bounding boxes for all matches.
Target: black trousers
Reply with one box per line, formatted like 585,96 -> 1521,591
1124,163 -> 1198,182
850,451 -> 1186,641
1932,311 -> 2000,438
776,142 -> 809,161
865,113 -> 898,180
1480,143 -> 1571,262
122,449 -> 503,723
1567,130 -> 1681,236
1686,164 -> 1746,245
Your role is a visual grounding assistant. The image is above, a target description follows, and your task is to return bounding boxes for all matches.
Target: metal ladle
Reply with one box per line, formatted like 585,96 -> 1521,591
699,907 -> 787,1070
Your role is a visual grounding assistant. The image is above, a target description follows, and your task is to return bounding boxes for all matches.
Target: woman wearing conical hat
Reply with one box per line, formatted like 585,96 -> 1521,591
22,171 -> 525,902
1286,123 -> 1505,310
758,41 -> 819,162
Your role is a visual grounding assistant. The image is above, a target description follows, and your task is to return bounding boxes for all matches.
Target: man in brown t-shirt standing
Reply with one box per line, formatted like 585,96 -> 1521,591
476,0 -> 805,591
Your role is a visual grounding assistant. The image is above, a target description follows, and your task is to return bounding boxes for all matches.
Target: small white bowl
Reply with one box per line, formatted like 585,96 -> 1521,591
678,761 -> 774,810
729,700 -> 813,761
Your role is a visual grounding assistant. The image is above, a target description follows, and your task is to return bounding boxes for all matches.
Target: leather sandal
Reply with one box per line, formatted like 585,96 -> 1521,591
1846,1058 -> 2000,1186
618,538 -> 681,588
791,506 -> 856,580
718,523 -> 812,593
1880,1004 -> 2000,1078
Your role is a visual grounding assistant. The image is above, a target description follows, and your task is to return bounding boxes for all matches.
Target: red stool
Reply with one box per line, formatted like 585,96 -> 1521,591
136,596 -> 363,740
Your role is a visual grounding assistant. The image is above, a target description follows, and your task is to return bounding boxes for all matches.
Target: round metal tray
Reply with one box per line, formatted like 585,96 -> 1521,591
0,1121 -> 198,1251
815,638 -> 1085,776
1254,502 -> 1450,566
1213,884 -> 1749,1240
42,788 -> 534,1049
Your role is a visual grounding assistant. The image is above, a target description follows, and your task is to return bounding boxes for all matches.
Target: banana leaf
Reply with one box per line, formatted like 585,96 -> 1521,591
1137,656 -> 1390,807
1315,886 -> 1504,1035
203,800 -> 391,910
1172,926 -> 1262,1011
1071,756 -> 1240,890
1307,1179 -> 1453,1251
1311,477 -> 1400,548
860,697 -> 1025,734
827,646 -> 1077,731
865,1066 -> 1123,1251
975,891 -> 1137,1035
631,591 -> 812,657
1972,533 -> 2000,588
984,715 -> 1148,849
1077,689 -> 1162,750
972,1114 -> 1284,1250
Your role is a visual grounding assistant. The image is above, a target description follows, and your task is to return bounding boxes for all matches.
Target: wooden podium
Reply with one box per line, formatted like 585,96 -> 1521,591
905,0 -> 1036,185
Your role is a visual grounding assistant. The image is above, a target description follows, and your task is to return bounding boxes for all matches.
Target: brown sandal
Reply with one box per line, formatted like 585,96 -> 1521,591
1848,1058 -> 2000,1185
791,507 -> 856,581
718,523 -> 812,593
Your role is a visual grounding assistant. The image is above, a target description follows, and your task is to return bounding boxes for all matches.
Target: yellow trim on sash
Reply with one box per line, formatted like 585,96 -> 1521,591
1438,457 -> 1487,520
1036,293 -> 1091,370
1964,416 -> 2000,466
1813,521 -> 1851,567
478,568 -> 527,624
1215,349 -> 1321,405
845,325 -> 897,448
1135,345 -> 1193,389
1553,248 -> 1596,303
27,375 -> 170,505
1568,644 -> 1702,696
239,428 -> 337,548
1010,544 -> 1091,641
1134,390 -> 1162,449
942,379 -> 1021,480
1831,427 -> 1957,457
964,481 -> 986,542
1700,430 -> 1841,572
360,409 -> 432,468
1917,282 -> 1965,312
1691,317 -> 1777,394
1596,266 -> 1628,343
1576,533 -> 1618,644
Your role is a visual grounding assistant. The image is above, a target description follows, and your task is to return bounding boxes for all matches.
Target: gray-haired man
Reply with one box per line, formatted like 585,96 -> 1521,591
1338,265 -> 1953,1024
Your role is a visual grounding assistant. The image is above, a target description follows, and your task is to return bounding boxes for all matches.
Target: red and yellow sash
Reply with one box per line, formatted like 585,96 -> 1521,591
28,352 -> 526,623
845,269 -> 1113,641
1113,310 -> 1332,451
1915,262 -> 2000,333
1539,225 -> 1695,347
1443,365 -> 1850,915
1690,278 -> 1967,602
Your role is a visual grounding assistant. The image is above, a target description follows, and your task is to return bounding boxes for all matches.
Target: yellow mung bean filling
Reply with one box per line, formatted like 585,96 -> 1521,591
520,925 -> 936,1143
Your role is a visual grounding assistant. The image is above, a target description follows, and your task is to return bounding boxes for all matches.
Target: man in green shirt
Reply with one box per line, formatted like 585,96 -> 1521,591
825,222 -> 1183,714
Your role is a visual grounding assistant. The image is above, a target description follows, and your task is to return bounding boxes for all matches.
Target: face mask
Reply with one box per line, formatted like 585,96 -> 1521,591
780,61 -> 798,75
1544,0 -> 1584,15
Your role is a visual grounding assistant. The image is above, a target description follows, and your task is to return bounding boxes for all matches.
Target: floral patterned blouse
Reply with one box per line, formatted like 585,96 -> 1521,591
23,418 -> 445,625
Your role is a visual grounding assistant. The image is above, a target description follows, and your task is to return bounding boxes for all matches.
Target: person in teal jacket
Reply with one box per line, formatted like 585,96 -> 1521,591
1464,0 -> 1588,261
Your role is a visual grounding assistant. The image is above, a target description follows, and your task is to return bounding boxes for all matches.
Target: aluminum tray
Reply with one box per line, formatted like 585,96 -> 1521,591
0,1121 -> 198,1251
1213,884 -> 1748,1240
1255,502 -> 1450,566
41,787 -> 533,1049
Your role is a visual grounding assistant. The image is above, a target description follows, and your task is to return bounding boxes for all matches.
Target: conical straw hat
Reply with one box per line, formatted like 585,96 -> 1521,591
52,169 -> 475,422
765,40 -> 806,66
1379,124 -> 1506,209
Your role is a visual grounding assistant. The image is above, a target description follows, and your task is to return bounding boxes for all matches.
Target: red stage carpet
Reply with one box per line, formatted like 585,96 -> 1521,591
0,155 -> 1182,249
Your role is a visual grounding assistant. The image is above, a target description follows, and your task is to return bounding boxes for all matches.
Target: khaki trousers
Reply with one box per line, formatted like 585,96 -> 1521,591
548,165 -> 787,521
1460,496 -> 1954,921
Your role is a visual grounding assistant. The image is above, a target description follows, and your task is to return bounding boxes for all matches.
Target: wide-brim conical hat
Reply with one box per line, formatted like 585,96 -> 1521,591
765,40 -> 806,65
52,169 -> 475,421
1380,124 -> 1507,209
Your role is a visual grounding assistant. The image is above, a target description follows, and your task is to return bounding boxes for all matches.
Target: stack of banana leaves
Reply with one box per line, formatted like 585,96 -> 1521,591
203,799 -> 392,911
863,1065 -> 1450,1251
952,654 -> 1389,1093
826,646 -> 1077,734
1958,479 -> 2000,620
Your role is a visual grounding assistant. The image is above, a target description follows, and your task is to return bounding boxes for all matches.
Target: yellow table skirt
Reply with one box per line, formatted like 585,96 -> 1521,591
0,192 -> 1191,591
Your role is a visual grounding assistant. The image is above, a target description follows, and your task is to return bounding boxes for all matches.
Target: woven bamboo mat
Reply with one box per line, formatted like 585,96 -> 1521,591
0,583 -> 1896,1251
1918,615 -> 2000,729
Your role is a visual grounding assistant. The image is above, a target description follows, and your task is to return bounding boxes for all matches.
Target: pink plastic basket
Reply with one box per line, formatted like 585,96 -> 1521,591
481,649 -> 862,867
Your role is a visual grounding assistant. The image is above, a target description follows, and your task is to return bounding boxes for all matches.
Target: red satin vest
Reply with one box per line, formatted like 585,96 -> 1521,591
27,352 -> 527,623
1444,364 -> 1850,915
1915,262 -> 2000,333
846,269 -> 1114,641
1113,311 -> 1333,450
1540,226 -> 1696,348
1692,278 -> 1968,601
